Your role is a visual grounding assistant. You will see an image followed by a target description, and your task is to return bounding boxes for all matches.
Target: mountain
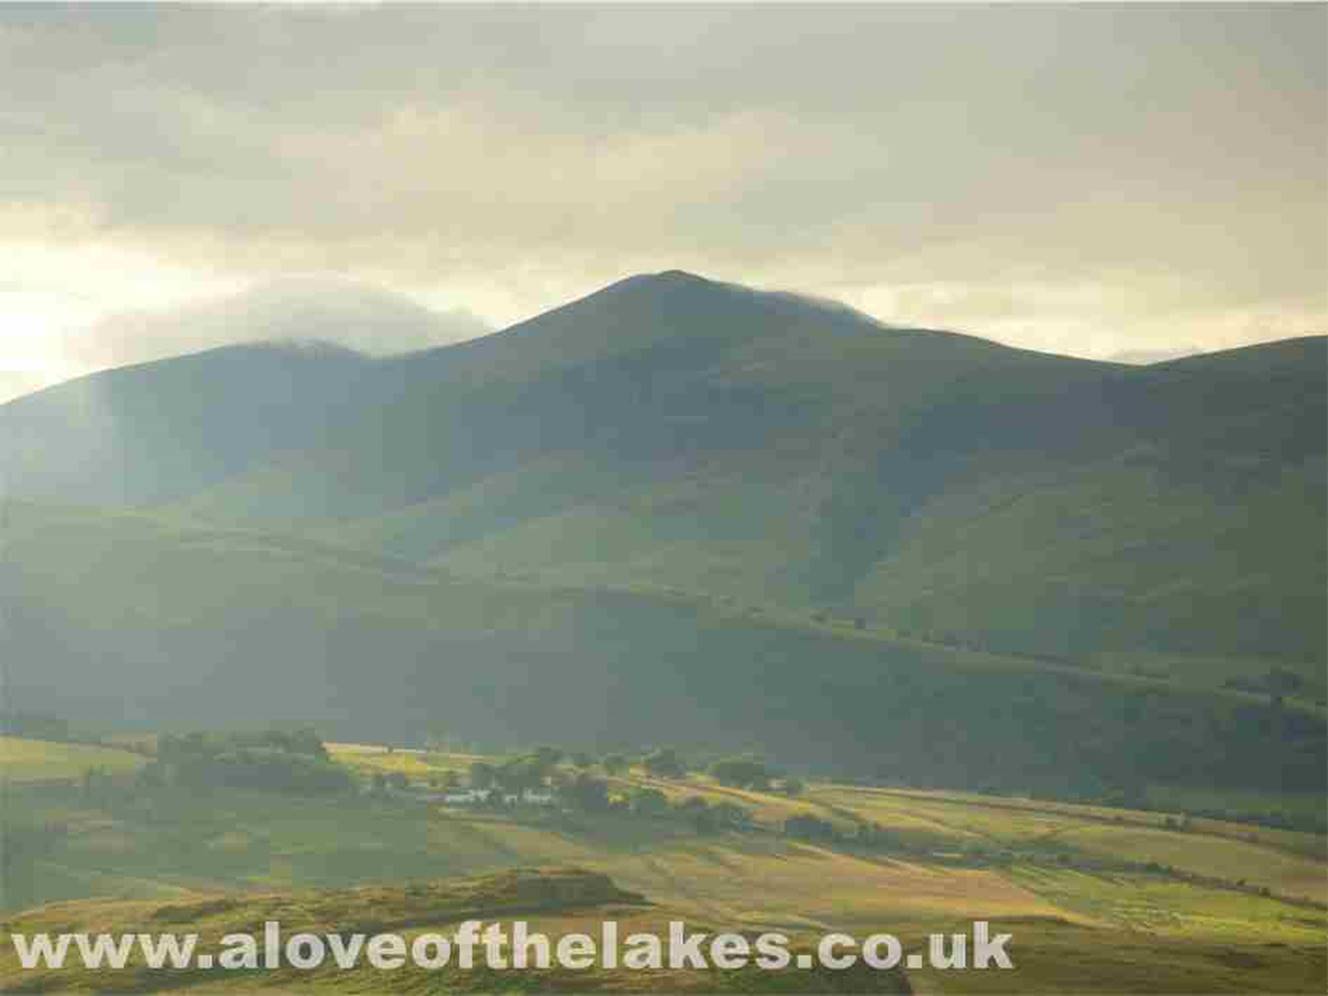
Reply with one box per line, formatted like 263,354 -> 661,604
2,340 -> 371,504
1,280 -> 491,503
1,271 -> 1324,803
76,278 -> 491,369
157,271 -> 1325,663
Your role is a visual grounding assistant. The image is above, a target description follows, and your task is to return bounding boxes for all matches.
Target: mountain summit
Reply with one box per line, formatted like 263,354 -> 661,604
4,275 -> 1324,665
2,273 -> 1323,797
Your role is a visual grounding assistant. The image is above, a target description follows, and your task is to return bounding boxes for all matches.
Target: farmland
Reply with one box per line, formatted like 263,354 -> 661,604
1,735 -> 1324,992
0,736 -> 146,783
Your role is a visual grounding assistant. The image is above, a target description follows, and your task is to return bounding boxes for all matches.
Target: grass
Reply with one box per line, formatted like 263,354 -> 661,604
805,784 -> 1328,905
0,737 -> 145,783
8,498 -> 1324,815
325,744 -> 458,781
2,741 -> 1325,992
0,868 -> 913,993
1007,866 -> 1327,943
3,843 -> 1323,993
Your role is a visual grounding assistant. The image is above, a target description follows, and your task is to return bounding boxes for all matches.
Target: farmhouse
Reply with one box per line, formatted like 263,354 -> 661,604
442,788 -> 491,804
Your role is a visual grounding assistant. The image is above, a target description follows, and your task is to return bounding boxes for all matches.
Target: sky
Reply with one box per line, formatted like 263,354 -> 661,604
2,3 -> 1325,400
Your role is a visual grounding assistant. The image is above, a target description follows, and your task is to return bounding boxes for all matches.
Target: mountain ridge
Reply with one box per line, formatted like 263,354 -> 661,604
1,273 -> 1323,793
4,273 -> 1322,661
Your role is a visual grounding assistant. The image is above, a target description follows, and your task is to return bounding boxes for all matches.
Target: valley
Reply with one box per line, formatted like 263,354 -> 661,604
2,732 -> 1324,992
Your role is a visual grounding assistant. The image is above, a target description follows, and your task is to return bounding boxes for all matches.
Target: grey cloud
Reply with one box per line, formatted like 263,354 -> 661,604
1,3 -> 1324,358
63,280 -> 491,372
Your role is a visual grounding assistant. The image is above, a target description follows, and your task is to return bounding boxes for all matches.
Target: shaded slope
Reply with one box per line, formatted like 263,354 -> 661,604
3,503 -> 1323,799
2,273 -> 1323,701
1,341 -> 371,504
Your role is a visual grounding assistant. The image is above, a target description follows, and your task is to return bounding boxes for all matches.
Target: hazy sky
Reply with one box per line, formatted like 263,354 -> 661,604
2,3 -> 1325,399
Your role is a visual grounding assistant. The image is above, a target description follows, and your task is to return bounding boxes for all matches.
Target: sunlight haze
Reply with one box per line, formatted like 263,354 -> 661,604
2,4 -> 1324,398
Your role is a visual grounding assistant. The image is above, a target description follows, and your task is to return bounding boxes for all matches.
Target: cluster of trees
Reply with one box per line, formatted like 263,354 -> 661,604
707,756 -> 803,795
468,745 -> 564,794
141,728 -> 351,795
435,748 -> 761,832
552,777 -> 755,831
460,745 -> 688,786
371,770 -> 412,793
671,794 -> 753,833
458,745 -> 808,800
641,747 -> 686,778
609,747 -> 804,797
429,745 -> 807,800
783,813 -> 839,841
709,756 -> 767,789
780,814 -> 949,851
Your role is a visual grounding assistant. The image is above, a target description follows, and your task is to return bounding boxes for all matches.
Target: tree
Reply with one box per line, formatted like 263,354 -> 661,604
533,745 -> 563,769
710,801 -> 751,829
135,762 -> 167,790
469,761 -> 496,790
497,755 -> 547,793
81,766 -> 106,801
676,796 -> 716,834
263,727 -> 327,759
629,787 -> 669,817
601,754 -> 628,776
561,773 -> 610,812
780,777 -> 805,797
643,748 -> 686,779
709,756 -> 771,790
784,814 -> 837,841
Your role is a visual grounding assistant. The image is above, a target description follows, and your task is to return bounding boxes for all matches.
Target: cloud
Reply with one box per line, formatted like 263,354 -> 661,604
0,3 -> 1324,387
0,272 -> 490,401
0,368 -> 49,404
64,279 -> 492,371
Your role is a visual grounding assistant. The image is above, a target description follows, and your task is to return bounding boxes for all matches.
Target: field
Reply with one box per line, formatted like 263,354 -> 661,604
0,736 -> 146,783
1,737 -> 1325,992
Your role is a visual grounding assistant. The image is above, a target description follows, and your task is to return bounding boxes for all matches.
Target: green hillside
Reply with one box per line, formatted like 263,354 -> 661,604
2,272 -> 1324,806
0,736 -> 145,783
3,502 -> 1323,808
170,274 -> 1325,664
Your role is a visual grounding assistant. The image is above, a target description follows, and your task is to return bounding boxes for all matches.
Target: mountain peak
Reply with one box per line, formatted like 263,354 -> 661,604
610,268 -> 722,294
652,268 -> 710,282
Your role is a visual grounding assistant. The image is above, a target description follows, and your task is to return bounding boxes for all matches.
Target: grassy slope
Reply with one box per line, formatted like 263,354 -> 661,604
293,319 -> 1325,671
0,868 -> 914,994
0,737 -> 145,783
2,744 -> 1324,993
7,274 -> 1322,672
6,504 -> 1325,804
396,453 -> 1323,676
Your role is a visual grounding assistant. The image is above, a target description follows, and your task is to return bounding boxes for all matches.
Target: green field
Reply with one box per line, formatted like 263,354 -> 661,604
1,736 -> 1324,992
0,736 -> 145,783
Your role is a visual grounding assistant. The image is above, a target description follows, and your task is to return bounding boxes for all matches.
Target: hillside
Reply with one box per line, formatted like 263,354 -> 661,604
3,744 -> 1324,993
3,502 -> 1323,805
1,272 -> 1324,802
1,341 -> 372,505
4,272 -> 1323,667
0,864 -> 907,992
